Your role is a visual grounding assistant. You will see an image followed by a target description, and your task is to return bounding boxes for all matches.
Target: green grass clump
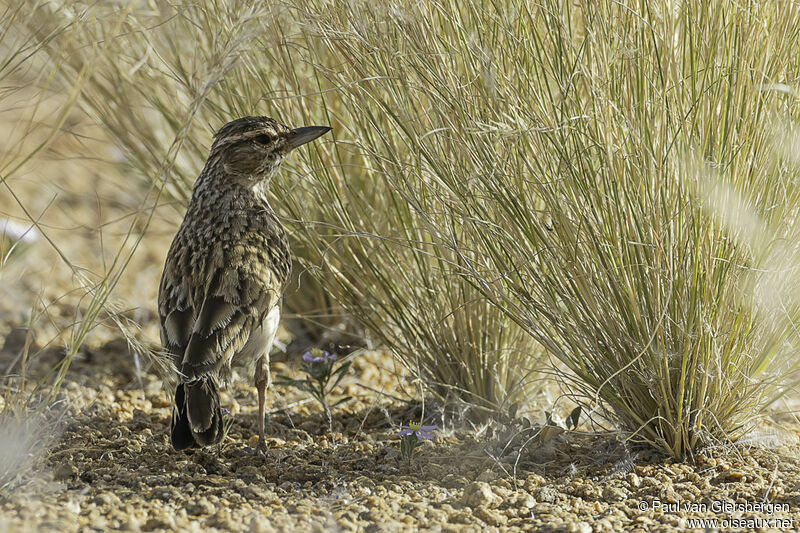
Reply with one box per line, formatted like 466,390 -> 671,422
281,140 -> 542,412
304,0 -> 800,455
470,1 -> 800,456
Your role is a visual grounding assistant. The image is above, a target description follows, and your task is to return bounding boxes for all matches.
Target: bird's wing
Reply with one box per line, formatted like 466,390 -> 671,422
178,262 -> 282,381
159,215 -> 289,381
158,234 -> 195,362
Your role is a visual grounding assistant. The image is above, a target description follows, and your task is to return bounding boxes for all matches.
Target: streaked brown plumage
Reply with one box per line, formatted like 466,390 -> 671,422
159,116 -> 331,450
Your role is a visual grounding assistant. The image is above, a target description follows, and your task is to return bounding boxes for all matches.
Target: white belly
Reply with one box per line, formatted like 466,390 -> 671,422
231,305 -> 280,376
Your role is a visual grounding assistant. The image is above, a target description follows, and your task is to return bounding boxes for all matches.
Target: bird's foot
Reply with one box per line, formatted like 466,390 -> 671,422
256,436 -> 268,456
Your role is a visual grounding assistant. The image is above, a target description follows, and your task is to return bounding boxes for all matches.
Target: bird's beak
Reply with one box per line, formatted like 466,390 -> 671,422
284,126 -> 332,151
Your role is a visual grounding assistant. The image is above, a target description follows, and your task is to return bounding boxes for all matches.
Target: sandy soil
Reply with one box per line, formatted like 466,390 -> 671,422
2,335 -> 800,532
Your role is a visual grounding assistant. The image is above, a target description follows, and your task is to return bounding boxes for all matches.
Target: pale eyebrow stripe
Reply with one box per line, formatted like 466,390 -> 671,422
219,129 -> 276,143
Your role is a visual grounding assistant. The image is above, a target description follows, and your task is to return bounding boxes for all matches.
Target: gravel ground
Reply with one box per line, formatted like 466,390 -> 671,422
2,337 -> 800,533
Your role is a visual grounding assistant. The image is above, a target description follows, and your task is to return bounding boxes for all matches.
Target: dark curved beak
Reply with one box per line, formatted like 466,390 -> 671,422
285,126 -> 332,151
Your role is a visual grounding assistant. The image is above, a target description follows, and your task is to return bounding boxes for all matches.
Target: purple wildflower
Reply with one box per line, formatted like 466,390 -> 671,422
397,422 -> 437,440
302,348 -> 336,363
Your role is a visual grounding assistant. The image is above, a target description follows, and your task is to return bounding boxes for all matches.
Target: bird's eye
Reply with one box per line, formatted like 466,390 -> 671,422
254,134 -> 273,144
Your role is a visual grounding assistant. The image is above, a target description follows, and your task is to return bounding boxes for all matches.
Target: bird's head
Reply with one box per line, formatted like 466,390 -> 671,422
208,116 -> 330,183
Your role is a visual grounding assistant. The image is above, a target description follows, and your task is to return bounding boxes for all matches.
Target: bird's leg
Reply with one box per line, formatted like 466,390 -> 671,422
256,381 -> 266,451
254,354 -> 270,452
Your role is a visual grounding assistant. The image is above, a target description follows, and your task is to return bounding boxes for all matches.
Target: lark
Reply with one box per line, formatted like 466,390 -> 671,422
159,116 -> 331,450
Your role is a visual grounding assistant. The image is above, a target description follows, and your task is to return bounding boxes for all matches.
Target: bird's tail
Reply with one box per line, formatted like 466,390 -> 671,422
170,377 -> 223,450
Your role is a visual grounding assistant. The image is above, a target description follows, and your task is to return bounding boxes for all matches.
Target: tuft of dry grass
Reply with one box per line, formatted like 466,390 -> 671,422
0,405 -> 55,491
281,0 -> 800,455
0,0 -> 88,489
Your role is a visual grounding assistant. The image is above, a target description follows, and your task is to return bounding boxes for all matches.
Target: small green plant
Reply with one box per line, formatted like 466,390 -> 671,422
274,348 -> 351,431
397,422 -> 437,461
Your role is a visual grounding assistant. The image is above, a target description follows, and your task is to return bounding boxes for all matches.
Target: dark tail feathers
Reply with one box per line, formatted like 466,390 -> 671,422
171,377 -> 223,450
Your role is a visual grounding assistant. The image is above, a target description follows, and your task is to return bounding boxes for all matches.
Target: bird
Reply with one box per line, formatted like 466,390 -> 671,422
158,116 -> 331,451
